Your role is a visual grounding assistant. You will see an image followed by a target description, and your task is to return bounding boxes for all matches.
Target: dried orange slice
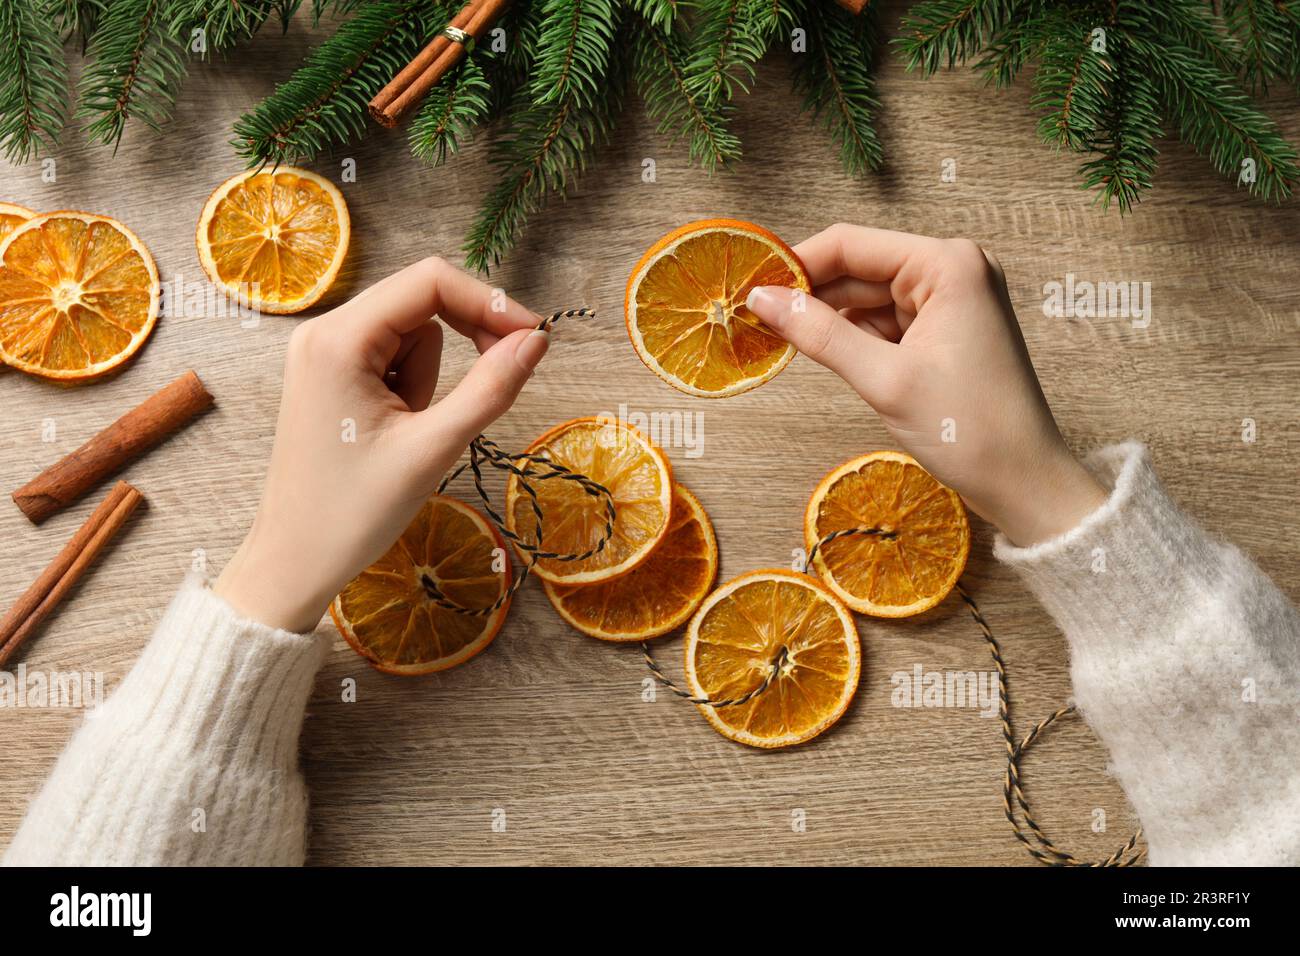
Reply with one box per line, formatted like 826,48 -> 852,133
0,211 -> 160,382
196,167 -> 349,314
330,495 -> 511,675
505,417 -> 673,586
685,569 -> 860,749
805,451 -> 970,618
543,483 -> 717,641
625,218 -> 810,398
0,202 -> 34,245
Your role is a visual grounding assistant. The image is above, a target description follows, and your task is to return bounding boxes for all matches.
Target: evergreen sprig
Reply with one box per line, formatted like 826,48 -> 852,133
1076,31 -> 1158,212
632,9 -> 739,171
408,55 -> 492,166
790,0 -> 882,175
1222,0 -> 1300,91
683,0 -> 768,107
463,0 -> 622,273
0,0 -> 69,162
46,0 -> 107,48
76,0 -> 187,148
899,0 -> 1300,208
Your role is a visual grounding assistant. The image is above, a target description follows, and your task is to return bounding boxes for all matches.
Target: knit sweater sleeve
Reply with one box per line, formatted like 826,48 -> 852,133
994,442 -> 1300,866
2,575 -> 328,866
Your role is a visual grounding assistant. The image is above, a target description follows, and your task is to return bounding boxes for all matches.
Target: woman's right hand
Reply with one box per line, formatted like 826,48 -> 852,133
745,224 -> 1106,547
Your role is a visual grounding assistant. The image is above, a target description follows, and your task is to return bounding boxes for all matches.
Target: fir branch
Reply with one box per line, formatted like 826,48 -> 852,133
233,0 -> 444,166
1031,19 -> 1110,151
632,9 -> 740,171
895,0 -> 1020,75
627,0 -> 675,31
46,0 -> 106,47
529,0 -> 617,110
1221,0 -> 1300,91
791,0 -> 882,176
1124,29 -> 1299,201
464,0 -> 622,274
409,54 -> 491,167
683,0 -> 767,106
1137,0 -> 1242,80
463,92 -> 621,274
972,0 -> 1051,89
169,0 -> 292,52
1077,35 -> 1159,212
0,0 -> 69,163
77,0 -> 187,148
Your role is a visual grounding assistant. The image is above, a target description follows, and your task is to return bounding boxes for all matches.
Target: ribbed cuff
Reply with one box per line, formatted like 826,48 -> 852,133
992,442 -> 1223,653
112,574 -> 329,767
2,575 -> 329,866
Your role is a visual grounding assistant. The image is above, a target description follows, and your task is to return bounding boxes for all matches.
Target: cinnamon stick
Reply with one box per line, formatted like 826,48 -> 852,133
369,0 -> 482,127
0,481 -> 144,668
12,370 -> 213,524
370,0 -> 512,128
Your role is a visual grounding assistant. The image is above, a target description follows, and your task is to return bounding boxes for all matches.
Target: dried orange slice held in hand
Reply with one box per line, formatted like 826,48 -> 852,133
196,167 -> 349,314
331,495 -> 511,675
543,483 -> 718,641
685,569 -> 860,749
625,219 -> 811,397
505,417 -> 673,586
0,202 -> 34,244
0,211 -> 160,382
805,451 -> 970,618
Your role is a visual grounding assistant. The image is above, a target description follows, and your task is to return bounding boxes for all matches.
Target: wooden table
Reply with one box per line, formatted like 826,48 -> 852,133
3,6 -> 1298,865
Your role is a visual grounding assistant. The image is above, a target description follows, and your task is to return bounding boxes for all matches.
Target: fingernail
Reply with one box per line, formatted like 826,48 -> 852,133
746,286 -> 791,326
515,328 -> 550,373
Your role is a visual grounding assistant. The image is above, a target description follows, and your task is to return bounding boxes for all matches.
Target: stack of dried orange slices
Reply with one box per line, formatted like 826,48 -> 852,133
0,204 -> 161,383
512,418 -> 719,643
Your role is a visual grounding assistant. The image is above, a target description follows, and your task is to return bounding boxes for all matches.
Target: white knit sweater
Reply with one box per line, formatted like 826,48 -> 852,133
4,443 -> 1297,865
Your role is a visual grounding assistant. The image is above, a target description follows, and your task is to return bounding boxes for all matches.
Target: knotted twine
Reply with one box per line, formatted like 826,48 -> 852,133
433,310 -> 1146,868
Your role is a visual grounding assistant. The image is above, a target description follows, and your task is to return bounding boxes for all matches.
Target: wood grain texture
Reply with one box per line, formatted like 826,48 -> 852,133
2,4 -> 1298,866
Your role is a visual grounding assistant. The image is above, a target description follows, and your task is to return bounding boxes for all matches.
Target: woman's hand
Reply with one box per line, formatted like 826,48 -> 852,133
745,224 -> 1105,547
214,257 -> 549,632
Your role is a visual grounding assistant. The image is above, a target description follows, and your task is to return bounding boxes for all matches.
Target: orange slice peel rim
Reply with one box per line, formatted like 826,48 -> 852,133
0,210 -> 160,383
684,567 -> 861,749
804,450 -> 970,618
625,218 -> 810,398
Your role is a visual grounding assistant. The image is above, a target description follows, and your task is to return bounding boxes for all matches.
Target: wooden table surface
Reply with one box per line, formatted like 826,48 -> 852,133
3,6 -> 1298,866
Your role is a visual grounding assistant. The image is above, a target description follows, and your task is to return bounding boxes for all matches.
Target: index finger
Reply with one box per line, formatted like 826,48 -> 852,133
328,256 -> 539,345
794,224 -> 942,286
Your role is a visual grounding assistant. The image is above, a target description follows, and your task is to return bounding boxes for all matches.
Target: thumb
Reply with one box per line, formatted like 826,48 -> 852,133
416,327 -> 549,451
746,285 -> 898,402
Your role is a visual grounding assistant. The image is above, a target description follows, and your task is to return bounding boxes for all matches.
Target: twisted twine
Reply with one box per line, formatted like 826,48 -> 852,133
430,309 -> 612,617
